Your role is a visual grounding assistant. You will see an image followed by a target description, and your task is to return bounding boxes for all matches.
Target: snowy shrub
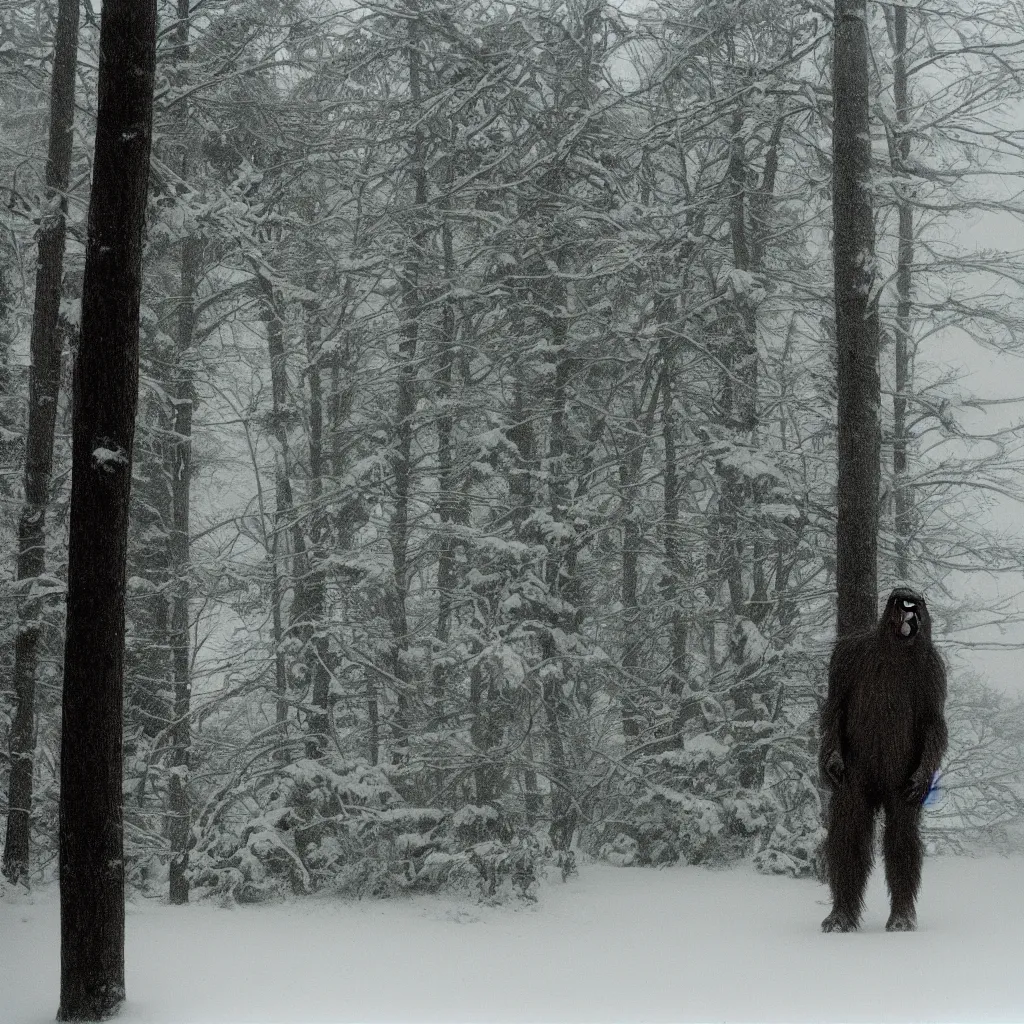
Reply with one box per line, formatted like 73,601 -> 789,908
753,821 -> 823,878
386,804 -> 551,903
751,768 -> 824,879
590,788 -> 729,867
919,680 -> 1024,853
450,802 -> 510,846
190,755 -> 401,902
598,832 -> 639,867
590,731 -> 786,868
467,835 -> 541,903
126,851 -> 168,893
189,762 -> 560,903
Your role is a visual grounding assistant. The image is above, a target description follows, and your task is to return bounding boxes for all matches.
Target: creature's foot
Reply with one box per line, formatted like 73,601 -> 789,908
885,910 -> 917,932
822,909 -> 859,933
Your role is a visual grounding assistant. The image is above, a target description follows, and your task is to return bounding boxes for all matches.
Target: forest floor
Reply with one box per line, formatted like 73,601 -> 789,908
3,853 -> 1023,1023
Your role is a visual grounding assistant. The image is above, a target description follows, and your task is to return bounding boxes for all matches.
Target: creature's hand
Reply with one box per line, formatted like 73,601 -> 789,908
905,765 -> 932,805
821,749 -> 844,788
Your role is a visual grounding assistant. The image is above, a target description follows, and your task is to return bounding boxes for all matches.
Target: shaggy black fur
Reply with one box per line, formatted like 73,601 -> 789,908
818,588 -> 948,932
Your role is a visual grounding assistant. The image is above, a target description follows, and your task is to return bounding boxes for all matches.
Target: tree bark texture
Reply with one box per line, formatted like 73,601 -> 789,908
167,0 -> 199,906
891,4 -> 914,583
302,291 -> 334,759
660,347 -> 688,694
2,0 -> 79,888
432,192 -> 459,718
619,438 -> 643,739
507,382 -> 542,822
387,7 -> 427,762
469,656 -> 502,805
256,273 -> 309,742
721,104 -> 783,790
167,235 -> 199,905
832,0 -> 882,637
618,366 -> 661,741
58,0 -> 156,1018
540,348 -> 576,851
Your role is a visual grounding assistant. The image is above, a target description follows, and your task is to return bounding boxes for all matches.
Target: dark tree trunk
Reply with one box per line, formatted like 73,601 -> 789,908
432,193 -> 458,720
891,4 -> 914,582
367,674 -> 380,766
541,349 -> 576,852
507,382 -> 542,821
833,0 -> 882,638
469,657 -> 501,805
618,369 -> 660,741
167,234 -> 199,906
639,154 -> 692,732
774,322 -> 802,648
271,550 -> 290,745
720,100 -> 784,791
619,444 -> 642,739
2,0 -> 79,887
387,6 -> 427,763
259,275 -> 309,590
660,348 -> 688,693
256,273 -> 309,742
302,290 -> 333,759
58,1 -> 156,1019
716,91 -> 761,625
167,0 -> 198,908
746,123 -> 784,639
507,381 -> 535,534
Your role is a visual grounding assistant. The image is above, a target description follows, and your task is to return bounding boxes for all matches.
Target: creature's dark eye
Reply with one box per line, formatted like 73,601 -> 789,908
901,599 -> 916,609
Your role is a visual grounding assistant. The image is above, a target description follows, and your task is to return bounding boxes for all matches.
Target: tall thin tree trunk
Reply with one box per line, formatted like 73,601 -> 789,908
167,236 -> 199,905
619,444 -> 642,740
256,272 -> 310,745
618,370 -> 660,741
718,92 -> 758,623
541,349 -> 576,851
259,275 -> 308,584
469,656 -> 501,804
833,0 -> 882,636
270,538 -> 290,745
745,118 -> 785,634
387,5 -> 427,762
303,289 -> 333,758
2,0 -> 79,888
640,153 -> 691,727
892,5 -> 914,582
167,0 -> 199,908
432,185 -> 458,719
507,382 -> 541,818
660,347 -> 688,693
773,320 -> 801,648
523,733 -> 542,825
58,1 -> 156,1018
721,99 -> 782,792
367,674 -> 380,766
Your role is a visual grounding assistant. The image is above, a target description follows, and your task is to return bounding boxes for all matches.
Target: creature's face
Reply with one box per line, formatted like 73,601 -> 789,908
889,592 -> 924,641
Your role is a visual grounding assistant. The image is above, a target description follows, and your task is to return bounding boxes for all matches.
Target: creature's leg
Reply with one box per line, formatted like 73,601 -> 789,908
883,796 -> 924,931
822,780 -> 875,932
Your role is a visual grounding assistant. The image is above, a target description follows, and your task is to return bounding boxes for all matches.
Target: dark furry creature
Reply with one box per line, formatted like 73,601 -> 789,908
818,588 -> 948,933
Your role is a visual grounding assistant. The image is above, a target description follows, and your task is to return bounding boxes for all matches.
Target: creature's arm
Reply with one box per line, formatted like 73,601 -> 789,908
906,651 -> 949,804
818,640 -> 851,788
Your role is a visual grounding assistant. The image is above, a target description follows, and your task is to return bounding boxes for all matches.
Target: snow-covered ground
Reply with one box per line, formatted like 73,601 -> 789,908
4,855 -> 1023,1023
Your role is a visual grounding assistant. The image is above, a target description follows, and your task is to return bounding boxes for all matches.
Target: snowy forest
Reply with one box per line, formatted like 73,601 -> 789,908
4,0 -> 1024,966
